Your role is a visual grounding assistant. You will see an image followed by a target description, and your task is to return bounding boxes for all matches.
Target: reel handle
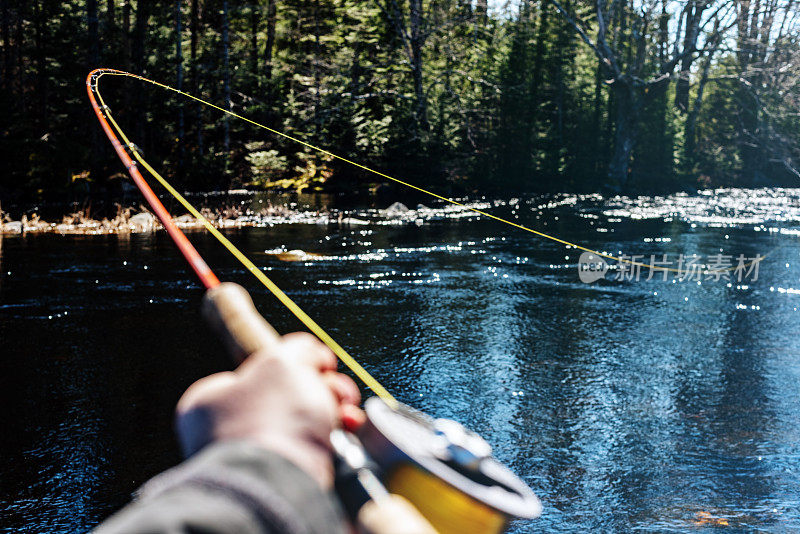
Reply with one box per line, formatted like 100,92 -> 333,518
358,497 -> 439,534
201,282 -> 436,534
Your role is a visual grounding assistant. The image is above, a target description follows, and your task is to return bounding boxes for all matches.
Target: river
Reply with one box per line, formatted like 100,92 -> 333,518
1,188 -> 799,532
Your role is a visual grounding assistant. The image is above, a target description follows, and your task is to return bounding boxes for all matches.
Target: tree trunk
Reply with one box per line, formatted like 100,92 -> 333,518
592,59 -> 604,175
106,0 -> 115,34
475,0 -> 487,26
265,0 -> 276,82
605,87 -> 615,160
133,1 -> 148,142
547,0 -> 570,179
33,0 -> 47,125
409,0 -> 427,131
674,1 -> 704,112
736,0 -> 760,183
250,4 -> 260,77
607,82 -> 638,188
14,1 -> 24,112
684,23 -> 719,167
530,0 -> 549,124
550,71 -> 565,179
738,85 -> 760,183
190,0 -> 202,155
674,4 -> 692,111
222,0 -> 230,154
122,0 -> 131,68
88,0 -> 100,65
175,0 -> 184,177
190,0 -> 198,86
2,0 -> 10,90
737,0 -> 751,65
684,55 -> 711,166
313,0 -> 321,135
88,0 -> 102,179
132,2 -> 147,72
620,0 -> 630,66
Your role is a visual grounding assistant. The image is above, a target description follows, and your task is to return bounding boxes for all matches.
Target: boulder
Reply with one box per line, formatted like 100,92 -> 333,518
274,249 -> 323,262
340,217 -> 370,226
3,221 -> 22,234
383,202 -> 410,217
129,212 -> 156,232
173,214 -> 197,226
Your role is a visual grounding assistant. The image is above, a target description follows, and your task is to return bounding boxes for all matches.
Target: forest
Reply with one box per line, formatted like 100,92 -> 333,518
1,0 -> 799,204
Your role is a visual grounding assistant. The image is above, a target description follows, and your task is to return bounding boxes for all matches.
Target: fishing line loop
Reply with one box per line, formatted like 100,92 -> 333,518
88,69 -> 396,406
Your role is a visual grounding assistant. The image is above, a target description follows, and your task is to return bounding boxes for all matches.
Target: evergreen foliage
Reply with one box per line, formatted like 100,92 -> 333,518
0,0 -> 799,203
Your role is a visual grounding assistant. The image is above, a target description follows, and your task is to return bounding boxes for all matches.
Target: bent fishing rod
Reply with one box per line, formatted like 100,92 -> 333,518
85,70 -> 703,275
87,68 -> 541,533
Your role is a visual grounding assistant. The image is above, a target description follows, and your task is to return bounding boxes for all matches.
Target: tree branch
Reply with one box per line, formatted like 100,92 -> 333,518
549,0 -> 619,77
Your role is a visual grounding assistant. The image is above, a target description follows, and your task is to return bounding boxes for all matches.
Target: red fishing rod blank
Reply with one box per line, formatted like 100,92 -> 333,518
86,69 -> 220,290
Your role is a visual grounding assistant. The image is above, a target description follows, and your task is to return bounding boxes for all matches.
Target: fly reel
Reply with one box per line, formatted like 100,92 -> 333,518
199,282 -> 540,532
354,398 -> 541,534
93,67 -> 543,534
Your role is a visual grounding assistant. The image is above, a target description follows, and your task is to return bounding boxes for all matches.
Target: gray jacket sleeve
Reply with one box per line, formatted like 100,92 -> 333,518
93,441 -> 347,534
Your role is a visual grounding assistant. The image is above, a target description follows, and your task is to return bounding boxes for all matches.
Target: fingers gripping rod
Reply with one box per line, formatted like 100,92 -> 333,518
87,68 -> 432,534
202,284 -> 436,534
88,68 -> 537,533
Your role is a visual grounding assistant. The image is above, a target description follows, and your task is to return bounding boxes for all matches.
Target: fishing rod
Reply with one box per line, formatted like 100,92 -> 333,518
87,68 -> 541,533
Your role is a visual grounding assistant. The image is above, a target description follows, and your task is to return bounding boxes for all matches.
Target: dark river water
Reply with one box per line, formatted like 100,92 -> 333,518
2,188 -> 800,532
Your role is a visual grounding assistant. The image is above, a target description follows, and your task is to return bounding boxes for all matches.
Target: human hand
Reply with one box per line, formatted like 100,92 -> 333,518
175,332 -> 366,489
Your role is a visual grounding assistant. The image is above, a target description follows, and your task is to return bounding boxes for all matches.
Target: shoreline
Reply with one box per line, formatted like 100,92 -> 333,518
0,200 -> 434,236
0,204 -> 302,236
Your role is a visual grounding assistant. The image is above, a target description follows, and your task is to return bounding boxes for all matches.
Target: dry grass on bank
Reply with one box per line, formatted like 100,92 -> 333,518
0,203 -> 295,236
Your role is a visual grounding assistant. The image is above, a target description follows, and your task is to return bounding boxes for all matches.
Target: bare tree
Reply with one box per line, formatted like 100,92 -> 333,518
549,0 -> 735,186
675,0 -> 711,112
684,18 -> 721,162
733,0 -> 800,180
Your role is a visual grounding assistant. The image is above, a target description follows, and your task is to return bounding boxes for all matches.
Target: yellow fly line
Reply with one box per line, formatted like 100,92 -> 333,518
92,69 -> 765,381
93,70 -> 396,406
94,69 -> 712,274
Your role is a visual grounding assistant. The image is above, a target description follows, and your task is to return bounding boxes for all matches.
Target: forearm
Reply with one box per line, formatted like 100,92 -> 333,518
94,441 -> 347,534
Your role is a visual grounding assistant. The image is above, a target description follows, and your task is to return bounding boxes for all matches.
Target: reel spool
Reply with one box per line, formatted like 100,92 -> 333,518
357,398 -> 541,534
